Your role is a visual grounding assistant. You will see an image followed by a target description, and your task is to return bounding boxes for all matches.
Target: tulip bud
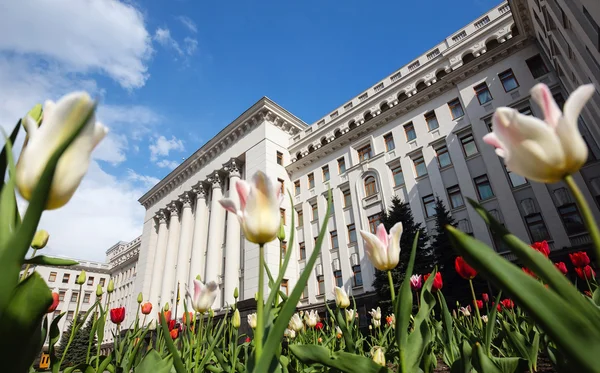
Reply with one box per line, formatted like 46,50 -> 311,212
234,287 -> 239,299
76,270 -> 86,285
254,292 -> 258,301
232,308 -> 241,329
209,309 -> 214,317
371,347 -> 386,366
277,222 -> 286,242
31,230 -> 49,250
96,284 -> 103,297
196,274 -> 202,281
137,292 -> 143,304
164,302 -> 170,312
24,104 -> 43,128
107,279 -> 114,293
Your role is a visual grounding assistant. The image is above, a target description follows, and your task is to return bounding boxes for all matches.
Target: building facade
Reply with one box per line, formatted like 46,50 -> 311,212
133,0 -> 600,323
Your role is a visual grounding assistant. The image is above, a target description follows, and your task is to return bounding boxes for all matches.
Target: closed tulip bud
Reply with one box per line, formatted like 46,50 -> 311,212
209,309 -> 214,317
163,302 -> 170,312
277,222 -> 286,242
141,302 -> 152,315
76,270 -> 86,285
247,313 -> 257,329
345,309 -> 355,323
24,104 -> 43,129
234,287 -> 239,299
333,286 -> 350,309
31,230 -> 49,249
107,279 -> 114,293
96,284 -> 103,297
232,308 -> 241,329
137,292 -> 143,304
371,347 -> 386,366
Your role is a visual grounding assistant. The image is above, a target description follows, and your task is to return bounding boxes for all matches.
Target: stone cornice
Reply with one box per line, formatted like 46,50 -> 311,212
139,97 -> 307,209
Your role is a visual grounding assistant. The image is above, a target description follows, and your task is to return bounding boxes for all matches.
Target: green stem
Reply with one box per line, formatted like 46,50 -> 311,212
387,271 -> 396,303
255,244 -> 265,359
20,249 -> 37,280
96,293 -> 109,372
564,175 -> 600,265
469,280 -> 483,331
194,313 -> 204,372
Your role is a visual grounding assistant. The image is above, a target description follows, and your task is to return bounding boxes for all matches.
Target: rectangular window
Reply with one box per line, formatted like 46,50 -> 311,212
448,98 -> 465,119
83,293 -> 91,304
474,82 -> 493,105
404,122 -> 417,141
99,278 -> 105,287
59,291 -> 66,301
294,181 -> 300,196
329,199 -> 334,215
413,155 -> 428,177
308,173 -> 315,189
297,210 -> 303,227
302,284 -> 309,299
278,178 -> 284,195
558,204 -> 586,235
338,157 -> 346,174
343,189 -> 352,207
506,166 -> 527,187
474,175 -> 494,200
322,165 -> 330,181
526,54 -> 549,78
70,292 -> 79,303
352,265 -> 363,287
423,194 -> 436,218
447,185 -> 465,209
436,145 -> 452,168
53,310 -> 61,318
317,275 -> 325,295
384,133 -> 395,151
311,204 -> 318,220
280,279 -> 289,296
425,111 -> 439,131
525,213 -> 551,242
87,276 -> 94,286
276,151 -> 283,165
499,69 -> 519,92
280,208 -> 286,225
334,270 -> 343,288
66,311 -> 74,322
280,241 -> 287,260
347,224 -> 357,243
368,214 -> 382,234
48,272 -> 57,282
330,230 -> 339,249
392,165 -> 405,186
62,273 -> 70,284
299,242 -> 306,260
358,144 -> 373,162
460,134 -> 478,157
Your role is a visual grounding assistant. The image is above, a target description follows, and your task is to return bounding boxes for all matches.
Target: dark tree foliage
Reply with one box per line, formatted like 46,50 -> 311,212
56,314 -> 97,367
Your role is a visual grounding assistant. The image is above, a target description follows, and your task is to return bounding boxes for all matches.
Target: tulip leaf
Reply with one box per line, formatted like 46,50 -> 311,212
395,232 -> 418,372
289,344 -> 389,373
135,349 -> 173,373
0,118 -> 20,191
335,307 -> 355,353
23,255 -> 79,266
485,291 -> 502,356
406,276 -> 435,372
450,341 -> 472,373
49,312 -> 65,373
64,364 -> 96,373
0,128 -> 19,248
158,311 -> 186,373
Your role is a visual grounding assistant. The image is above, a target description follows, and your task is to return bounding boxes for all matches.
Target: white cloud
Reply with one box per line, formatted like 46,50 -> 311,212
154,28 -> 183,56
155,159 -> 180,170
184,37 -> 198,56
178,16 -> 197,33
126,169 -> 161,189
93,133 -> 128,165
98,104 -> 162,140
0,0 -> 153,89
149,135 -> 185,161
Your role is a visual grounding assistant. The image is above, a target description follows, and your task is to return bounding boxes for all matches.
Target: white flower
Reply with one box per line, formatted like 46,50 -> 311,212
220,171 -> 282,244
191,280 -> 218,313
458,307 -> 471,317
284,328 -> 296,339
372,319 -> 381,328
483,83 -> 595,183
360,223 -> 403,271
371,346 -> 386,366
481,315 -> 489,323
345,309 -> 356,323
335,326 -> 343,338
369,307 -> 381,320
16,92 -> 107,210
304,310 -> 319,327
333,286 -> 350,309
247,313 -> 257,329
289,313 -> 304,332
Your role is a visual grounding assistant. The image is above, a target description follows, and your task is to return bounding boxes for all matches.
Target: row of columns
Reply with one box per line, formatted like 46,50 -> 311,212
148,158 -> 243,318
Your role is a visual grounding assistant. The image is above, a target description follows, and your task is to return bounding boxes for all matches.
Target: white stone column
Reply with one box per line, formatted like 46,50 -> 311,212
160,201 -> 181,308
149,210 -> 169,308
174,192 -> 195,317
223,159 -> 242,306
188,183 -> 209,287
205,171 -> 225,308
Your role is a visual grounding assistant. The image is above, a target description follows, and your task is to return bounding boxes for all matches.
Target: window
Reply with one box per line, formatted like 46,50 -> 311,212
280,208 -> 286,225
280,241 -> 287,260
525,213 -> 551,242
447,185 -> 465,209
506,166 -> 527,187
352,265 -> 363,287
474,82 -> 493,105
338,157 -> 346,174
83,293 -> 91,304
423,194 -> 436,218
322,165 -> 330,181
294,181 -> 300,196
436,145 -> 452,168
343,190 -> 352,207
404,122 -> 417,141
278,179 -> 285,195
368,214 -> 382,234
302,284 -> 309,299
460,134 -> 478,157
62,273 -> 70,284
53,310 -> 61,318
499,69 -> 519,92
99,278 -> 105,287
474,175 -> 494,200
358,144 -> 373,162
276,151 -> 283,165
558,204 -> 586,235
392,165 -> 404,186
280,279 -> 289,296
297,210 -> 303,227
526,55 -> 549,78
334,270 -> 343,288
583,6 -> 600,51
311,204 -> 318,220
448,98 -> 465,119
413,155 -> 427,177
330,230 -> 339,249
299,242 -> 306,260
70,292 -> 79,303
87,276 -> 94,286
347,224 -> 357,243
384,133 -> 395,151
59,291 -> 66,301
66,311 -> 74,322
425,111 -> 439,131
364,176 -> 377,196
317,275 -> 325,295
308,173 -> 315,189
48,272 -> 57,282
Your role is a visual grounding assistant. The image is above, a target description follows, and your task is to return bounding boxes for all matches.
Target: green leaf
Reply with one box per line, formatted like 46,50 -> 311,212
23,255 -> 79,266
289,344 -> 389,373
406,277 -> 436,372
335,307 -> 355,353
135,349 -> 173,373
64,364 -> 96,373
158,311 -> 186,373
0,119 -> 21,192
49,312 -> 65,373
0,128 -> 19,248
450,341 -> 472,373
485,291 -> 502,356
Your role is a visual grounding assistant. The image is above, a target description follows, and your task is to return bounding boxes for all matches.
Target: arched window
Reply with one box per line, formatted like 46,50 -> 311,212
320,137 -> 328,146
334,129 -> 342,139
462,52 -> 476,65
363,111 -> 373,122
308,145 -> 315,154
348,120 -> 357,131
397,92 -> 408,103
380,101 -> 390,112
416,81 -> 427,92
296,151 -> 303,160
436,69 -> 448,80
364,176 -> 377,197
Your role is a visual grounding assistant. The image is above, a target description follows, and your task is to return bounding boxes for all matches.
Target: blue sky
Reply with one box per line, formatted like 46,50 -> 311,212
0,0 -> 499,260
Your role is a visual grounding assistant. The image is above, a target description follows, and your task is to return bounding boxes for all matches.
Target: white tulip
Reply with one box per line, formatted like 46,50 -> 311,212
247,313 -> 257,329
191,279 -> 218,313
335,326 -> 343,338
304,310 -> 319,327
369,307 -> 381,320
372,319 -> 381,328
345,309 -> 356,323
289,313 -> 304,332
16,92 -> 107,210
371,346 -> 386,366
360,223 -> 403,271
284,328 -> 296,339
333,286 -> 350,309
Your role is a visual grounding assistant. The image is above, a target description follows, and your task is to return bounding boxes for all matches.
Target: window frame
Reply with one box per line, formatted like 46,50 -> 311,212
474,82 -> 493,105
391,165 -> 404,186
297,209 -> 303,227
413,155 -> 428,177
435,144 -> 452,168
294,180 -> 300,196
83,293 -> 91,304
347,223 -> 357,243
358,144 -> 373,162
278,178 -> 284,195
525,54 -> 549,78
557,203 -> 586,236
308,173 -> 315,189
384,133 -> 395,151
447,185 -> 465,209
299,242 -> 306,260
330,230 -> 339,249
311,204 -> 318,221
317,275 -> 325,295
364,176 -> 377,197
404,122 -> 417,141
281,279 -> 289,296
352,264 -> 363,287
368,213 -> 382,233
525,213 -> 551,242
337,157 -> 346,174
48,272 -> 57,282
460,133 -> 479,157
59,291 -> 66,301
425,111 -> 439,131
87,276 -> 94,286
99,278 -> 105,287
62,273 -> 70,284
448,98 -> 465,119
474,174 -> 494,200
343,189 -> 352,208
70,292 -> 79,303
276,151 -> 283,165
423,194 -> 436,218
280,208 -> 286,225
334,270 -> 343,288
322,165 -> 330,181
498,69 -> 519,92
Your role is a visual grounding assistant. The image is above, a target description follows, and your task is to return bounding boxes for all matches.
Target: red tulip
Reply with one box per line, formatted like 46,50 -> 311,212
570,251 -> 590,268
158,310 -> 172,323
424,272 -> 443,292
500,299 -> 514,310
110,307 -> 125,325
168,319 -> 176,331
554,262 -> 568,275
245,337 -> 251,343
455,257 -> 477,280
482,293 -> 489,303
476,300 -> 483,309
315,322 -> 324,330
182,312 -> 194,325
47,292 -> 60,313
531,241 -> 550,257
141,302 -> 152,315
170,328 -> 179,339
522,267 -> 536,278
575,265 -> 595,280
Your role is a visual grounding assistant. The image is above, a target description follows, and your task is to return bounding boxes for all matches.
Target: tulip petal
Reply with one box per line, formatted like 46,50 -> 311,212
387,222 -> 403,268
563,84 -> 595,126
531,83 -> 562,127
236,179 -> 250,211
193,279 -> 203,303
376,224 -> 388,248
219,198 -> 238,214
482,133 -> 506,158
360,229 -> 387,270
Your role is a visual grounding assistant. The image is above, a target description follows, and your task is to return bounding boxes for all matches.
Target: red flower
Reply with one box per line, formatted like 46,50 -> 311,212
245,337 -> 251,343
500,299 -> 514,310
531,241 -> 550,257
47,292 -> 60,313
110,307 -> 125,325
455,257 -> 477,280
575,265 -> 596,280
424,272 -> 443,292
476,300 -> 483,309
158,310 -> 172,323
315,322 -> 324,330
141,302 -> 152,315
522,267 -> 537,278
585,290 -> 593,298
554,262 -> 568,275
182,312 -> 194,325
168,319 -> 176,331
170,328 -> 179,339
570,251 -> 590,268
482,293 -> 489,303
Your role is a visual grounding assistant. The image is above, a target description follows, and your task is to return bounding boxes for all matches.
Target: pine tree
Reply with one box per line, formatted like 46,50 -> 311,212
56,314 -> 97,367
373,196 -> 430,313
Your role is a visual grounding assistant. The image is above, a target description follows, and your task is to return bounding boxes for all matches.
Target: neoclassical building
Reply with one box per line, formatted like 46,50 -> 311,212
132,1 -> 600,322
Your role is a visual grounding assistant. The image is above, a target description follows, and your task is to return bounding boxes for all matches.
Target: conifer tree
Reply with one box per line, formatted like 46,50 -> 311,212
56,314 -> 97,366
